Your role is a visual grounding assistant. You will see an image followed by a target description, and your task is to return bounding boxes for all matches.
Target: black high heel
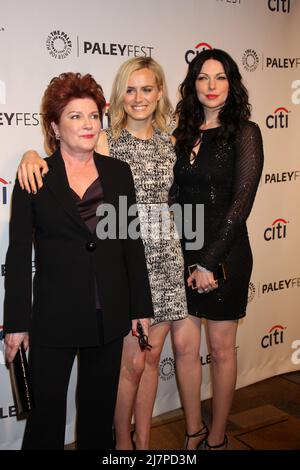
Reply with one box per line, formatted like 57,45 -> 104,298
184,423 -> 209,450
204,434 -> 228,450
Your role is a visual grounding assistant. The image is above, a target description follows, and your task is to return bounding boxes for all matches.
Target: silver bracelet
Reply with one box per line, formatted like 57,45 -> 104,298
196,264 -> 211,273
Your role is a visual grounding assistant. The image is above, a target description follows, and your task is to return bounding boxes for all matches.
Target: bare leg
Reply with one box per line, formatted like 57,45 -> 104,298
134,322 -> 171,450
206,319 -> 238,447
172,316 -> 206,450
114,332 -> 146,450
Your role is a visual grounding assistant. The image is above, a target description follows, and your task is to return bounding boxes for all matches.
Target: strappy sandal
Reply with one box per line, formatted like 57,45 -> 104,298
184,423 -> 209,450
204,434 -> 228,450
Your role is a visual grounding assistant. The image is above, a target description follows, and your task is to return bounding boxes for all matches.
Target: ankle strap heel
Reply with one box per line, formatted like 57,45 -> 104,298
204,434 -> 228,450
184,423 -> 209,450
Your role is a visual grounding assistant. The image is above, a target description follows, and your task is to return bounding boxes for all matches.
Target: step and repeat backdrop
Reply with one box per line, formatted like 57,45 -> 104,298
0,0 -> 299,449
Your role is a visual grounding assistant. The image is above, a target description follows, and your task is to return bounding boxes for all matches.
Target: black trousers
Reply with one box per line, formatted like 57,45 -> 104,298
22,332 -> 123,450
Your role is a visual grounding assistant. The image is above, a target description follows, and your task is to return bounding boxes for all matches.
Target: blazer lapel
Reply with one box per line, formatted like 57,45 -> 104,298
93,152 -> 115,206
44,150 -> 91,234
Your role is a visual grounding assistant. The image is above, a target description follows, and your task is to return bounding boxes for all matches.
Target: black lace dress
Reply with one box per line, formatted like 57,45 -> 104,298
173,121 -> 264,320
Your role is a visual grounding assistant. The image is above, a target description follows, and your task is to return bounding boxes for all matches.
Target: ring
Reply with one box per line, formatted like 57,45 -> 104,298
204,288 -> 209,292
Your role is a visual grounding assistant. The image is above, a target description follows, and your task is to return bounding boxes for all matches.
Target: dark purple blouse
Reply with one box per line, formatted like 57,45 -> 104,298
71,177 -> 104,309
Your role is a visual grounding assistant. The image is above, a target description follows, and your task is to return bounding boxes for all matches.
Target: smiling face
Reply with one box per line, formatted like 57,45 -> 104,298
195,59 -> 229,110
51,97 -> 101,155
123,68 -> 162,126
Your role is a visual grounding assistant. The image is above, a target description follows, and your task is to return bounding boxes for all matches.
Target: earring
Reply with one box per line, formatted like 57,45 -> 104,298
55,132 -> 60,141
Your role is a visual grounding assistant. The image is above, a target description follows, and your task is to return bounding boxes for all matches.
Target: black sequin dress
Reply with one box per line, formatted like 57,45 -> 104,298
173,121 -> 264,320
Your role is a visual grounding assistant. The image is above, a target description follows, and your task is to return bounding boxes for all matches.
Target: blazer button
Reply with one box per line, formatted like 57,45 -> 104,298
86,241 -> 96,252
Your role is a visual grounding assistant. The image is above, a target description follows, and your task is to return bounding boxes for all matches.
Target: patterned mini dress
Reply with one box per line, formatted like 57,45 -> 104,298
105,127 -> 187,324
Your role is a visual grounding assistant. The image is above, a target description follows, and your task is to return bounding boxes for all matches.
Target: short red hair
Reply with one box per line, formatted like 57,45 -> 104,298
42,72 -> 106,153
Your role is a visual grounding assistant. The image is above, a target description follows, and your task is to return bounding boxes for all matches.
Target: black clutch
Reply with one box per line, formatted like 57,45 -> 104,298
9,344 -> 35,417
188,263 -> 227,290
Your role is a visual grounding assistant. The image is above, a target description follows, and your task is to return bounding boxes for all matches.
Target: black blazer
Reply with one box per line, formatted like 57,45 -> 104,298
4,151 -> 153,346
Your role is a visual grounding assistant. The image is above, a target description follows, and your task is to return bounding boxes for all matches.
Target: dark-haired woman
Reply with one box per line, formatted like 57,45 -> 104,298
171,49 -> 263,450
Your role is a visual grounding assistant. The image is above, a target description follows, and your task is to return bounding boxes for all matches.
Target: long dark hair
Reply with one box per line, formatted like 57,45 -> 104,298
175,49 -> 251,159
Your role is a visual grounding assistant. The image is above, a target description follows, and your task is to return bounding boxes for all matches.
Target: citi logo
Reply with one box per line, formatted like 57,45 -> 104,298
0,80 -> 5,104
0,178 -> 10,204
264,218 -> 289,241
185,42 -> 213,64
266,107 -> 290,129
268,0 -> 290,13
261,324 -> 286,349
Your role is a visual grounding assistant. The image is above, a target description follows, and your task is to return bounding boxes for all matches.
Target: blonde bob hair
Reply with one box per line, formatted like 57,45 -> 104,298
109,56 -> 174,139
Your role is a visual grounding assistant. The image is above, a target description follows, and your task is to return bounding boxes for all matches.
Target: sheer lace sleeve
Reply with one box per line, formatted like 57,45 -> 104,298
198,121 -> 264,271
